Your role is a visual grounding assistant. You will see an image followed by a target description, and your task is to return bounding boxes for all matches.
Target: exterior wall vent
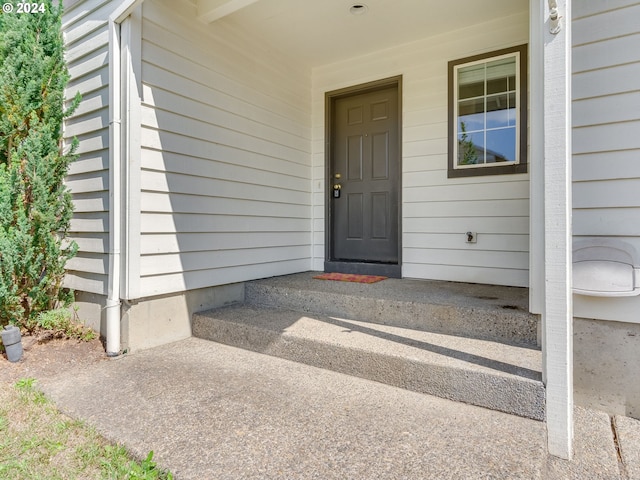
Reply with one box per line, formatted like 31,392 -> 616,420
573,238 -> 640,297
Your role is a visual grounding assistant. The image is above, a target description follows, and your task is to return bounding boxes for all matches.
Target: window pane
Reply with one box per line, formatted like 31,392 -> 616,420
487,77 -> 508,95
486,128 -> 516,163
508,92 -> 516,126
486,57 -> 516,80
458,130 -> 484,165
458,64 -> 485,99
486,94 -> 508,112
486,94 -> 510,129
458,98 -> 484,132
458,115 -> 484,133
458,97 -> 484,116
486,57 -> 516,95
487,109 -> 514,130
459,81 -> 484,99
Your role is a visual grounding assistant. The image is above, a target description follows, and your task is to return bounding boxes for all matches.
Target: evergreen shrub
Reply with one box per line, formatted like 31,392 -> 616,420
0,0 -> 80,327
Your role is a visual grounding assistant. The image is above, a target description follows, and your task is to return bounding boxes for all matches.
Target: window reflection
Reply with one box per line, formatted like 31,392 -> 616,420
456,55 -> 517,166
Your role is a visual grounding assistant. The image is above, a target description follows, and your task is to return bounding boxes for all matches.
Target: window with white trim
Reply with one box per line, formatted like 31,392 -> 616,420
448,45 -> 527,178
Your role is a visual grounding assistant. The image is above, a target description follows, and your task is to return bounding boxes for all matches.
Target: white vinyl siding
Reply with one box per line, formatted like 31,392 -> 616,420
312,11 -> 530,286
62,0 -> 116,295
572,1 -> 640,322
137,0 -> 312,297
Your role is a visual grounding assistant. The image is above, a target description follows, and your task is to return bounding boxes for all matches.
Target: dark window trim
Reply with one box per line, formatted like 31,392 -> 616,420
447,44 -> 528,178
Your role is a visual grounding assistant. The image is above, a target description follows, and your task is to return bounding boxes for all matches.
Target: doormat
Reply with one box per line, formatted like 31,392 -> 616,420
312,272 -> 387,284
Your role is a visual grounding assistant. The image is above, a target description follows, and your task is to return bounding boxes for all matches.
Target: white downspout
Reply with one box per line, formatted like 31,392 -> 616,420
106,0 -> 145,357
106,18 -> 122,357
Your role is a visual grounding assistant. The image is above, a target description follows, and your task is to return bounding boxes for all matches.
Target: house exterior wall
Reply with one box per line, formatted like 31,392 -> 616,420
569,0 -> 640,419
62,0 -> 313,348
64,1 -> 531,301
312,11 -> 530,287
63,0 -> 314,304
572,0 -> 640,323
136,0 -> 313,298
62,0 -> 117,296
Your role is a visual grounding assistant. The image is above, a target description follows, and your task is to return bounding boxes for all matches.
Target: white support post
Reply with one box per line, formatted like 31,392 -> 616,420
542,0 -> 573,459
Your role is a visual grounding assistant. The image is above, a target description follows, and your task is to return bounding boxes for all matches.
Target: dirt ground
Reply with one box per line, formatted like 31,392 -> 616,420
0,335 -> 107,384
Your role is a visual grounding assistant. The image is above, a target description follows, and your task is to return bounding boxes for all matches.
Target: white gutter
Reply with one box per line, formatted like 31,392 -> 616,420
106,0 -> 145,356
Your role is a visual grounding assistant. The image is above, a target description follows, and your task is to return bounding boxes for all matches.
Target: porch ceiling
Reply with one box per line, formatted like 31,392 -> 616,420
202,0 -> 529,68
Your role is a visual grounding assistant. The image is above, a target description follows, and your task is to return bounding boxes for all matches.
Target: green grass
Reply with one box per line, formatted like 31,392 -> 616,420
0,378 -> 172,480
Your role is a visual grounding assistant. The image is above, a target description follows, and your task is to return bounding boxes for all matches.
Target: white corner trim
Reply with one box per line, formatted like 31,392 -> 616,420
111,0 -> 146,24
529,0 -> 545,315
120,7 -> 143,301
106,0 -> 146,355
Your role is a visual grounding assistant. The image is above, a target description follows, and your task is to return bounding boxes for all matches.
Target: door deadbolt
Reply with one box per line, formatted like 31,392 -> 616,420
334,173 -> 342,179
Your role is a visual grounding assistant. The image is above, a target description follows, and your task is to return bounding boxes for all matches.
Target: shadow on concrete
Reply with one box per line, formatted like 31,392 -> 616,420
318,315 -> 542,381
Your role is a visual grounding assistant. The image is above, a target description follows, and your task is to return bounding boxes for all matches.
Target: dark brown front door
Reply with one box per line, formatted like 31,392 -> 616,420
328,81 -> 400,275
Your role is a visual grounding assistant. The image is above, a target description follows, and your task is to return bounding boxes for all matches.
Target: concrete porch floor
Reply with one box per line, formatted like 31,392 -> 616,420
39,337 -> 640,479
37,272 -> 640,478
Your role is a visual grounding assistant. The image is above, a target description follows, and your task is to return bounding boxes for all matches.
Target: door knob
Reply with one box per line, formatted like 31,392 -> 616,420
333,184 -> 341,190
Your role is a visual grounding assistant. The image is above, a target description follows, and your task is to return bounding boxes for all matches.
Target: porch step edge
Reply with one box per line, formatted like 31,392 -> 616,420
245,280 -> 539,347
193,304 -> 545,421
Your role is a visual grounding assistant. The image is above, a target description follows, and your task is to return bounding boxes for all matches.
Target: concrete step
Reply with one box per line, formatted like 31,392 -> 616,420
193,304 -> 545,421
245,272 -> 539,347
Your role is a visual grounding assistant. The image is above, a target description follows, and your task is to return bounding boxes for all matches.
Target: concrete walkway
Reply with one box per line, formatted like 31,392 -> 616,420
40,337 -> 639,479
